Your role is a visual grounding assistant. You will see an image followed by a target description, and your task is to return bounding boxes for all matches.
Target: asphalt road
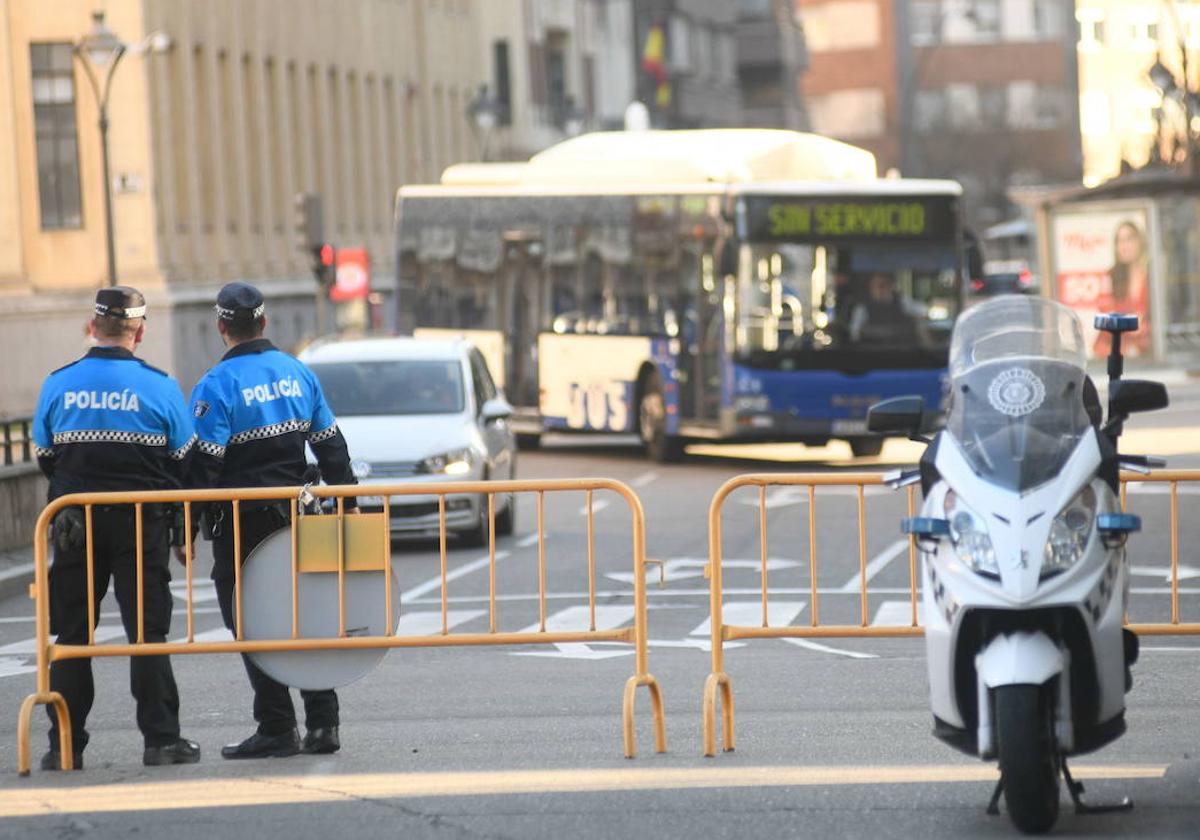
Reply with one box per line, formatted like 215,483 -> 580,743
1,380 -> 1200,838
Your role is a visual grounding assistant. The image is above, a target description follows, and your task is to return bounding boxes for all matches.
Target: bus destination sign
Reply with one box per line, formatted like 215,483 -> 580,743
741,195 -> 956,243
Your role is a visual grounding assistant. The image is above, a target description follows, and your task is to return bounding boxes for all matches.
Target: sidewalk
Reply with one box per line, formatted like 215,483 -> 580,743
0,544 -> 34,603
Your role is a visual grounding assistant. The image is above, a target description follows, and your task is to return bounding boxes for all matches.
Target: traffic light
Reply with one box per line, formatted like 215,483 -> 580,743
294,192 -> 335,287
313,243 -> 336,288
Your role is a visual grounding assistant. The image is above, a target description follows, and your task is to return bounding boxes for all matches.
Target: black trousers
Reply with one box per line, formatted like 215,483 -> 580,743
47,505 -> 181,751
213,506 -> 338,736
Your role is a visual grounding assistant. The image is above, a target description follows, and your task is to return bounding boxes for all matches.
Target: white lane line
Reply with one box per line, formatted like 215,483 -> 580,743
690,601 -> 806,637
871,600 -> 923,627
516,534 -> 540,548
630,471 -> 659,488
1140,646 -> 1200,652
579,499 -> 611,516
0,656 -> 35,678
511,604 -> 636,660
781,637 -> 878,660
738,485 -> 889,509
0,625 -> 128,655
840,539 -> 910,593
169,580 -> 219,604
400,550 -> 512,601
396,609 -> 487,636
1125,483 -> 1200,495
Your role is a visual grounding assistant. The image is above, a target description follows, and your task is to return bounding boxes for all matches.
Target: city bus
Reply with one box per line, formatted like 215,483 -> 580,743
394,130 -> 967,461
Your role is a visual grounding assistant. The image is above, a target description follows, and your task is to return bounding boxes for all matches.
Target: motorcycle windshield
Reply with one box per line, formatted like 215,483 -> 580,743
945,296 -> 1092,492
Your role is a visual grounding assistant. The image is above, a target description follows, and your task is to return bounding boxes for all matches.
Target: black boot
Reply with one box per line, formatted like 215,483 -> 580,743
302,726 -> 340,755
221,729 -> 300,759
40,749 -> 83,771
144,738 -> 201,766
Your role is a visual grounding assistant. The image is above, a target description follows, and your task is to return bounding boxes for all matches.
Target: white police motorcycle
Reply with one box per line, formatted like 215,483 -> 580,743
867,296 -> 1168,834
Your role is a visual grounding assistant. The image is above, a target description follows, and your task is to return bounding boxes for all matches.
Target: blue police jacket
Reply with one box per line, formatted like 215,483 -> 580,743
187,338 -> 355,492
33,346 -> 197,500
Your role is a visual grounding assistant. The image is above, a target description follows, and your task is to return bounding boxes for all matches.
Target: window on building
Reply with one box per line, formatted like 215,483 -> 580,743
1031,0 -> 1064,39
31,43 -> 82,230
946,83 -> 981,128
546,32 -> 568,128
943,0 -> 1001,44
914,89 -> 947,131
804,1 -> 883,50
1127,7 -> 1160,50
911,0 -> 942,45
668,15 -> 693,71
492,40 -> 512,125
808,87 -> 886,138
1076,8 -> 1105,49
1007,81 -> 1065,129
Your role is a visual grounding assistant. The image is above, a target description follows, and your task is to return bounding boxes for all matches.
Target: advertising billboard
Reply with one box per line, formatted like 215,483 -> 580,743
1052,207 -> 1152,359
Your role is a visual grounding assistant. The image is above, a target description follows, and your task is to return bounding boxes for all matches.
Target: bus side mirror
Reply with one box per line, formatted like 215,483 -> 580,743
867,396 -> 926,437
718,241 -> 739,278
963,228 -> 984,284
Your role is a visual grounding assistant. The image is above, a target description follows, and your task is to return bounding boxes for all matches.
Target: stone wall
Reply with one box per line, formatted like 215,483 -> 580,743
0,463 -> 46,553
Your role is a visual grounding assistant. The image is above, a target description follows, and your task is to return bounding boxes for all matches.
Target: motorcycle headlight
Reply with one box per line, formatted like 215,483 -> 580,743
417,448 -> 474,476
1043,485 -> 1096,578
944,489 -> 998,577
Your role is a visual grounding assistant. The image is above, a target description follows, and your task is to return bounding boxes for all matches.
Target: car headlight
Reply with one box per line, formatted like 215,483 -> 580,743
350,459 -> 372,480
417,448 -> 474,475
1043,485 -> 1096,578
944,489 -> 998,577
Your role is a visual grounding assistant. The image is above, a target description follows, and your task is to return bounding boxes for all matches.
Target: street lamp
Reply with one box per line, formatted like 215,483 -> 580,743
467,84 -> 498,161
73,11 -> 171,287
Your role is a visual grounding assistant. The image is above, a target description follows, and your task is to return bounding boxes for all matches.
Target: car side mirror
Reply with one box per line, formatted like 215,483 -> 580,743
1110,379 -> 1168,415
481,396 -> 513,423
867,396 -> 926,439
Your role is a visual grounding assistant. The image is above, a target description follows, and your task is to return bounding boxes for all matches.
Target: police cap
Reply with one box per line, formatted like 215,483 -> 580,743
94,286 -> 147,320
215,282 -> 265,322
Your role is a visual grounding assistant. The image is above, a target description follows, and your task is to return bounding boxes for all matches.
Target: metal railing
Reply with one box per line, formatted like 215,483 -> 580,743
17,478 -> 666,774
700,469 -> 1200,757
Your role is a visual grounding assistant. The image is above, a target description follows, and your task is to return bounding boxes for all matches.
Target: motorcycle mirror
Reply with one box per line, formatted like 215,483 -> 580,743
1109,379 -> 1169,415
867,395 -> 926,438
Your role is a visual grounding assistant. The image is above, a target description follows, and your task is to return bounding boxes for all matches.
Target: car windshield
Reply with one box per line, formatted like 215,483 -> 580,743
309,359 -> 465,416
945,296 -> 1093,492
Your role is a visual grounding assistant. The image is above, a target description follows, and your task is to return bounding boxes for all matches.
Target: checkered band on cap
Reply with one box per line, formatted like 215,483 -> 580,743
214,302 -> 266,321
95,302 -> 147,319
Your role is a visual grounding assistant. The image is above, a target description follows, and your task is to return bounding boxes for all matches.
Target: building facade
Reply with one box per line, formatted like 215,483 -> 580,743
0,0 -> 483,416
1076,0 -> 1200,186
736,0 -> 810,130
798,0 -> 1082,227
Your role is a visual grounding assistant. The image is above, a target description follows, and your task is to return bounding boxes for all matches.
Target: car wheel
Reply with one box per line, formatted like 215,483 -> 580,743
459,495 -> 488,548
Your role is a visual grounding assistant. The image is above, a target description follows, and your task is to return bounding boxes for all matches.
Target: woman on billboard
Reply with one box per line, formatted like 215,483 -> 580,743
1094,220 -> 1150,357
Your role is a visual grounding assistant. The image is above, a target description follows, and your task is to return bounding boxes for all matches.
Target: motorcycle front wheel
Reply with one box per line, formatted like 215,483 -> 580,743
996,683 -> 1060,834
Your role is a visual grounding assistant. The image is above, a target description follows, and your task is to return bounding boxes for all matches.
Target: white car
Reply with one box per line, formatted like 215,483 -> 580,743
299,337 -> 517,544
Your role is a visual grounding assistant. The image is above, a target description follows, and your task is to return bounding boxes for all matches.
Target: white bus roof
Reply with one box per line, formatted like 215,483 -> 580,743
428,129 -> 882,189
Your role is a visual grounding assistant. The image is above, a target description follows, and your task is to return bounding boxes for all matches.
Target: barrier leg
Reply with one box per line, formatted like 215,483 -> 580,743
701,671 -> 735,757
16,691 -> 70,775
622,674 -> 667,758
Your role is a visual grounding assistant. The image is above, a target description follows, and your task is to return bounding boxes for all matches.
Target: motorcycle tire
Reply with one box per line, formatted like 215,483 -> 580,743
996,683 -> 1060,834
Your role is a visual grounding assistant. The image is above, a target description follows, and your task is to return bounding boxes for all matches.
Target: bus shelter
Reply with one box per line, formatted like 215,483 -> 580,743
1022,170 -> 1200,366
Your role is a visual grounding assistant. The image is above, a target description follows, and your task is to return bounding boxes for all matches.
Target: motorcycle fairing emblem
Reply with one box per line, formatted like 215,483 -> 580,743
987,368 -> 1045,417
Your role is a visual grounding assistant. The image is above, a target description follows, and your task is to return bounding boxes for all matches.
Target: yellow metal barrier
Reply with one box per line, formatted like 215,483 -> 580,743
701,469 -> 1200,757
17,478 -> 666,775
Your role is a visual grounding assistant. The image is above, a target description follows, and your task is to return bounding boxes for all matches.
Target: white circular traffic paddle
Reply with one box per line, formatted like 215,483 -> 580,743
241,525 -> 400,690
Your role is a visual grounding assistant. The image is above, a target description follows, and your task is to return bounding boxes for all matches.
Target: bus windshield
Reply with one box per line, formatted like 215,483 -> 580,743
735,241 -> 959,370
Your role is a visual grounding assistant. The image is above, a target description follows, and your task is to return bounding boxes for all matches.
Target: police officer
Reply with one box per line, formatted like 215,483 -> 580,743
32,286 -> 201,770
188,282 -> 357,759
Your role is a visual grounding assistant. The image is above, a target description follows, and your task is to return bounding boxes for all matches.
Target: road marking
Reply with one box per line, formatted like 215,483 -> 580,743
511,604 -> 635,660
169,580 -> 218,604
690,601 -> 806,637
396,609 -> 487,636
0,656 -> 35,678
737,485 -> 889,509
630,471 -> 659,488
839,539 -> 909,593
1125,483 -> 1200,495
400,550 -> 512,601
516,534 -> 540,548
579,499 -> 611,516
0,764 -> 1166,816
0,625 -> 128,656
781,638 -> 878,660
871,600 -> 923,628
1130,564 -> 1200,582
1141,646 -> 1200,652
607,557 -> 800,586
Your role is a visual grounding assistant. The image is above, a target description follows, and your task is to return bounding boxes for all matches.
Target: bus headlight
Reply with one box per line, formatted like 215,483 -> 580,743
944,489 -> 998,577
